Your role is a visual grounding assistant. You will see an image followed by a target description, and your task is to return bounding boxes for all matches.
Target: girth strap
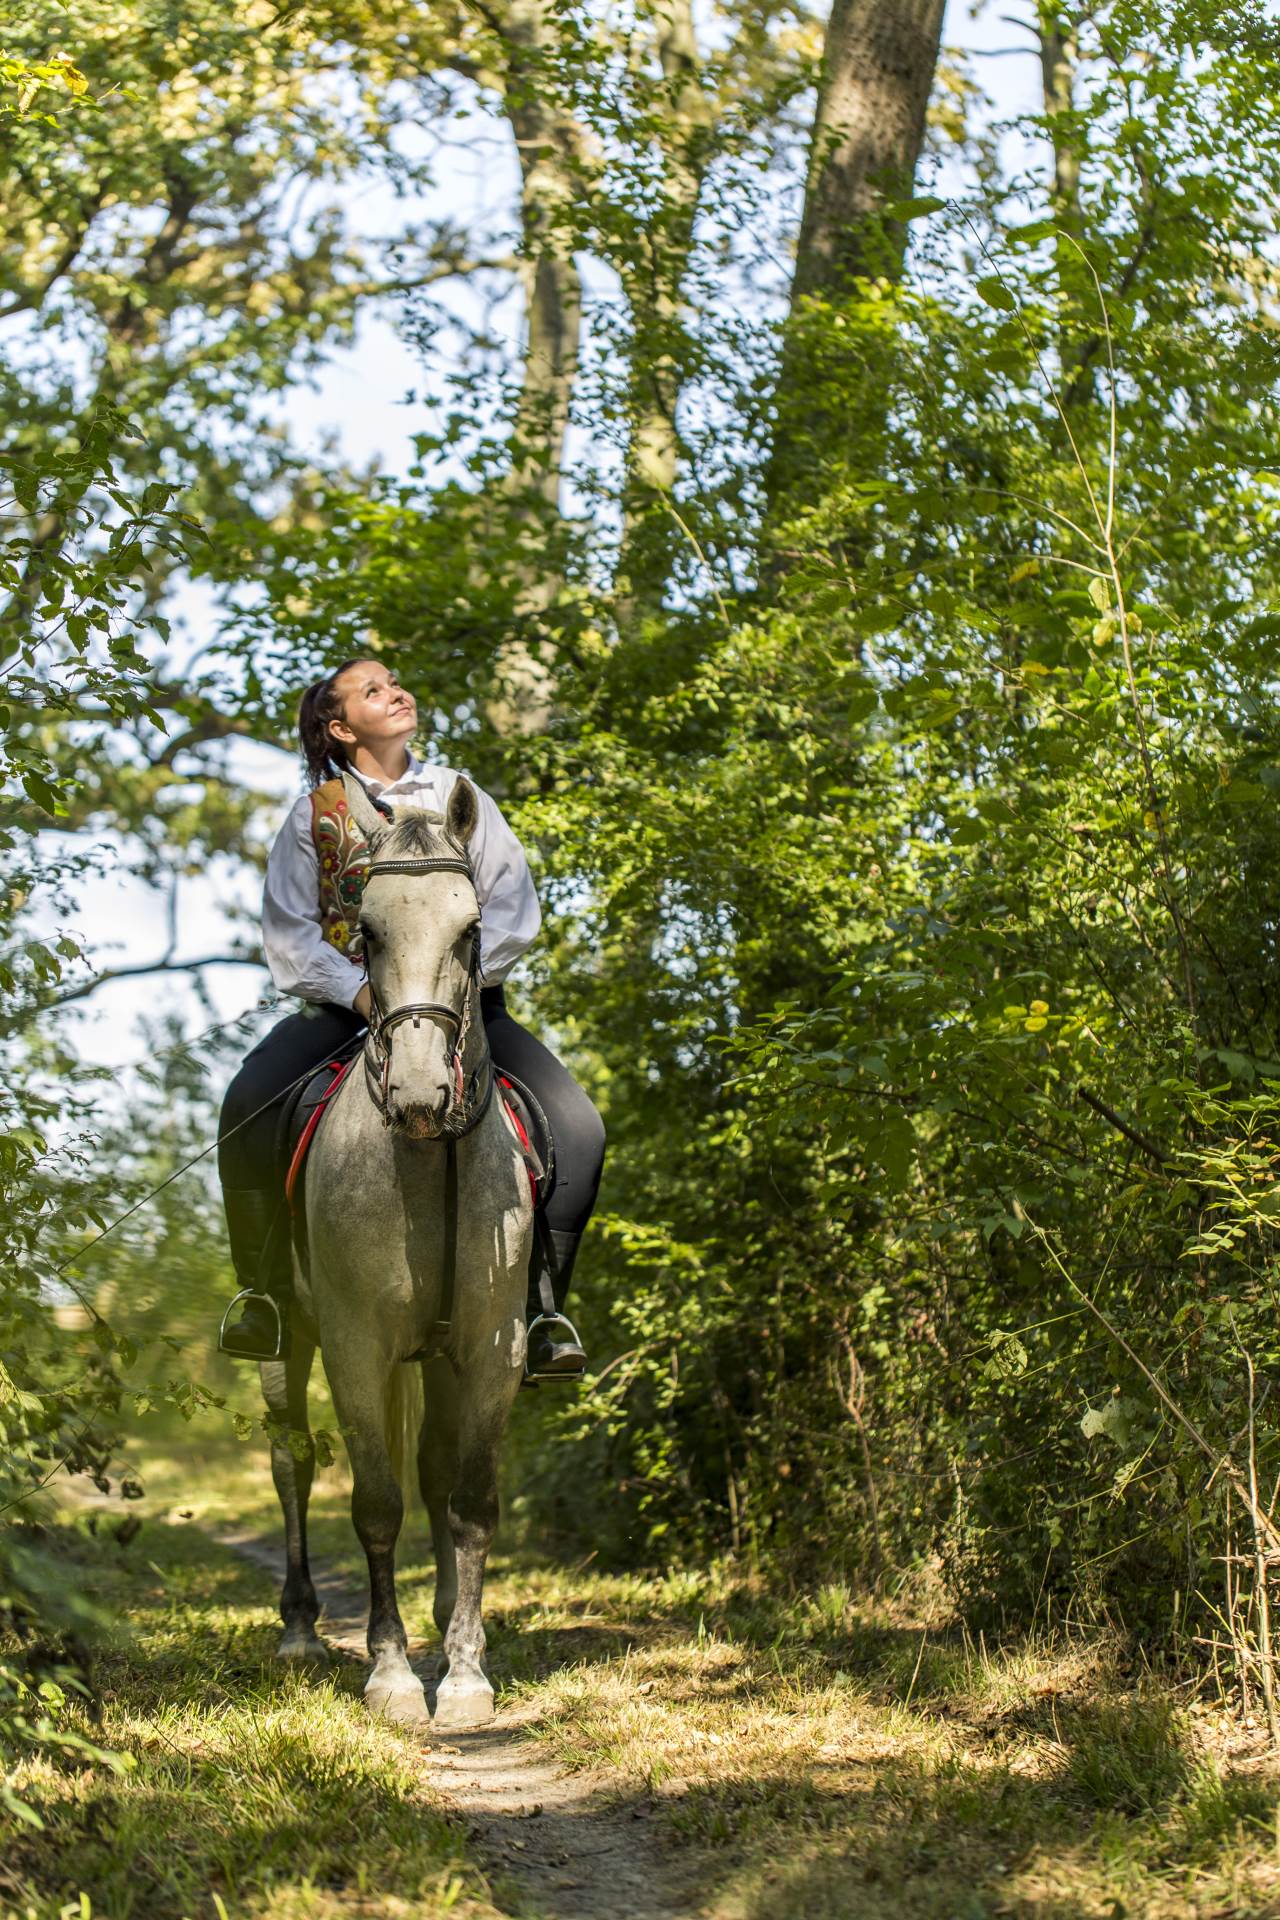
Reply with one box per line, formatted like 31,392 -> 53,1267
439,1137 -> 458,1337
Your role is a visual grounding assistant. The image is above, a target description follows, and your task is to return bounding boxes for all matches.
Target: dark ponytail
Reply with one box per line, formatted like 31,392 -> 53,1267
298,660 -> 363,789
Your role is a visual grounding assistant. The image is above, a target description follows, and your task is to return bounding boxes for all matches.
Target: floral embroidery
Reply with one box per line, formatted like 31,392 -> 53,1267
310,779 -> 369,965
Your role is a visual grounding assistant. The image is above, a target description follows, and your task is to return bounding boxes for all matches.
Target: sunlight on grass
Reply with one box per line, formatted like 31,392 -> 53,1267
50,1422 -> 1280,1919
1,1510 -> 498,1920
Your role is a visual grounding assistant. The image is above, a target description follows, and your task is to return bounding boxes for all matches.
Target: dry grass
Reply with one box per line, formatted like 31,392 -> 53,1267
0,1509 -> 499,1920
31,1415 -> 1280,1919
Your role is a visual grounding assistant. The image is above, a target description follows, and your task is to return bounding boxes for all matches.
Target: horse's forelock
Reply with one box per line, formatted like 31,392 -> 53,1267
368,811 -> 451,863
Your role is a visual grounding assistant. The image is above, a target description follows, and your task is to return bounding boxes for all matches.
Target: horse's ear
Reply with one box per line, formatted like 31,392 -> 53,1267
341,769 -> 387,840
446,774 -> 479,847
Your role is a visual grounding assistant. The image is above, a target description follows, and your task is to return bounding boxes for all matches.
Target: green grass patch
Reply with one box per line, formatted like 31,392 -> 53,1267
1,1511 -> 497,1920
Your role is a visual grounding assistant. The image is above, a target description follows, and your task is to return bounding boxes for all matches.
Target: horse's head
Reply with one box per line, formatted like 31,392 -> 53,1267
352,775 -> 482,1140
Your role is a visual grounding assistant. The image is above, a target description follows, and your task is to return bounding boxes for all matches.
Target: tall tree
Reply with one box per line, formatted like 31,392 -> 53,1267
791,0 -> 946,304
767,0 -> 945,513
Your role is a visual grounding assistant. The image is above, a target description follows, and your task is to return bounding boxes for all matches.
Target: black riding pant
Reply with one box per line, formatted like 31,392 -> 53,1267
217,986 -> 606,1240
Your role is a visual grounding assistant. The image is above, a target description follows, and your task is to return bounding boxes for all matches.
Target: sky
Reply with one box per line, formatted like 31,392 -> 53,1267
43,0 -> 1048,1081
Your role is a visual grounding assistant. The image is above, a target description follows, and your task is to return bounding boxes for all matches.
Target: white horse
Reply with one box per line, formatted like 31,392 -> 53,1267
259,772 -> 532,1728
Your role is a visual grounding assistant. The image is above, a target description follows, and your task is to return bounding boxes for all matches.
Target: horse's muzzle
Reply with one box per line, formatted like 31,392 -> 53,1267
391,1093 -> 451,1141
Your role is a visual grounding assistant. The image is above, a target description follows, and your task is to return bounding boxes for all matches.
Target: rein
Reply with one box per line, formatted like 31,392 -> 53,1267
356,845 -> 492,1358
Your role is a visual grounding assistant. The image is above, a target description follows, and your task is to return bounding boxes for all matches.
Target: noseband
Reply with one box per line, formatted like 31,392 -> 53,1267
361,852 -> 489,1134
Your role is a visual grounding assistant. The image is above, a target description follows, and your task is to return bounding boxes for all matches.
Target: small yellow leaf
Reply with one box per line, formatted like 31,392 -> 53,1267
1024,1016 -> 1048,1032
1088,577 -> 1110,612
1029,999 -> 1049,1014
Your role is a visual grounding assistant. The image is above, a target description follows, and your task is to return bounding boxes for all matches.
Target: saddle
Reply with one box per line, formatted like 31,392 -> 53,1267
277,1050 -> 553,1269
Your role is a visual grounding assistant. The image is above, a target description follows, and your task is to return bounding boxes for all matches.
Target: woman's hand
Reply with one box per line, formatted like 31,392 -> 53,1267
354,983 -> 373,1025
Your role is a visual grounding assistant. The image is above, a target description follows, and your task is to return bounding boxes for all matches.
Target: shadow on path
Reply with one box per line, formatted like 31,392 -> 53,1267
213,1526 -> 695,1920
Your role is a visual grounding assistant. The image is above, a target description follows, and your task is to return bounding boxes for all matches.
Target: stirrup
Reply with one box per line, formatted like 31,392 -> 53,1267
218,1288 -> 286,1362
523,1310 -> 587,1385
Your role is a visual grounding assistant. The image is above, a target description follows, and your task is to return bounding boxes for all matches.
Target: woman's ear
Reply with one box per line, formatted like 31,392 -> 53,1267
446,774 -> 479,847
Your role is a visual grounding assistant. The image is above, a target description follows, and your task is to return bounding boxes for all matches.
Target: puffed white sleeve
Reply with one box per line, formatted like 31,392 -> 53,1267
261,796 -> 367,1009
464,778 -> 542,985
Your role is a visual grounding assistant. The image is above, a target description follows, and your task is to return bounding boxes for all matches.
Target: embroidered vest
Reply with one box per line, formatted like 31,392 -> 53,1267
310,778 -> 370,966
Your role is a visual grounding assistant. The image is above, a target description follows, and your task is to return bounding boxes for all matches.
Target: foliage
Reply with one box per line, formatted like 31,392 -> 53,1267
0,51 -> 235,1822
494,0 -> 1280,1651
6,0 -> 1280,1732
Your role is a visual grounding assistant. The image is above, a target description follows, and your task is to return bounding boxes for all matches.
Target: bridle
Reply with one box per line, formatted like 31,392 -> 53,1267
360,851 -> 491,1136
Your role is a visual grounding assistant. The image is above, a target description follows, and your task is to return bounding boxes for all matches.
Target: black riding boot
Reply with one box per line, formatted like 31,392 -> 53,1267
524,1226 -> 587,1383
219,1187 -> 292,1361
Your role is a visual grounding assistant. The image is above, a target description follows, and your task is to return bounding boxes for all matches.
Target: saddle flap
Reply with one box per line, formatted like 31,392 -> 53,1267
497,1071 -> 553,1203
284,1056 -> 357,1215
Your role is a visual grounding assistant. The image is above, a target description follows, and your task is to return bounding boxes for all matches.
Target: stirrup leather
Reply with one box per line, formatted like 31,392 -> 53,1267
523,1309 -> 586,1383
218,1287 -> 286,1361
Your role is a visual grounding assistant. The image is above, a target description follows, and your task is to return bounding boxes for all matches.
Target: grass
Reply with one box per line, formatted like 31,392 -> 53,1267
499,1584 -> 1280,1918
14,1416 -> 1280,1918
0,1511 -> 499,1920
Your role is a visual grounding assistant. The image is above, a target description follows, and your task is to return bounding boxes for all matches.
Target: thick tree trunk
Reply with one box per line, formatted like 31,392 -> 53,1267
615,0 -> 710,613
502,0 -> 584,514
766,0 -> 945,520
791,0 -> 946,306
483,0 -> 587,736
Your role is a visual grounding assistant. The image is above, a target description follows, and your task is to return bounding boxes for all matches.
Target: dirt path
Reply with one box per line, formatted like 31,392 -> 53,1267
214,1527 -> 695,1920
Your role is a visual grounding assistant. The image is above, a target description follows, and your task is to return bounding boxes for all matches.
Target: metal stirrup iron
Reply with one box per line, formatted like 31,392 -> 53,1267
218,1289 -> 285,1362
523,1215 -> 585,1383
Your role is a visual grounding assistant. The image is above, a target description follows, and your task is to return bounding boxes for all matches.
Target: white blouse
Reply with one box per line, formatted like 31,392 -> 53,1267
261,752 -> 542,1008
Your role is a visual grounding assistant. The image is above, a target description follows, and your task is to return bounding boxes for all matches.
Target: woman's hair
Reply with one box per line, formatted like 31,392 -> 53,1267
298,659 -> 363,788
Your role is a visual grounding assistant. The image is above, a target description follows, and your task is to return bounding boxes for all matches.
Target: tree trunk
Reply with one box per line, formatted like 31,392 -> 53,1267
615,0 -> 711,614
482,0 -> 588,737
502,0 -> 585,514
791,0 -> 946,307
766,0 -> 945,520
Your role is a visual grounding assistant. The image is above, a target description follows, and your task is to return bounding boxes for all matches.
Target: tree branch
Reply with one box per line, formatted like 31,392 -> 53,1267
1075,1084 -> 1170,1166
22,951 -> 265,1023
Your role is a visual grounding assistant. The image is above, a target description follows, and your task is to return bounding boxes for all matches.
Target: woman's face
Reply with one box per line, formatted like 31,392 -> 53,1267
329,661 -> 417,754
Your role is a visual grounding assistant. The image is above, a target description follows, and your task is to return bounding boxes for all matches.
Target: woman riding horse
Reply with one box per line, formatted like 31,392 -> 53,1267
216,658 -> 605,1380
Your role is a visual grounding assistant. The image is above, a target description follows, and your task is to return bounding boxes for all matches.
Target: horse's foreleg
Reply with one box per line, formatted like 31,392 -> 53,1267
434,1408 -> 507,1728
329,1359 -> 429,1726
417,1355 -> 459,1641
261,1336 -> 325,1662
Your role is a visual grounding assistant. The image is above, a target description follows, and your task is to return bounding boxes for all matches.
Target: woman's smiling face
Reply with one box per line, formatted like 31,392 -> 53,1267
328,660 -> 417,754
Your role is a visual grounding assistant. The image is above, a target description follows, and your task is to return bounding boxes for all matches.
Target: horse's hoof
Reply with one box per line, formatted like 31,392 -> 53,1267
278,1629 -> 327,1663
365,1676 -> 430,1726
433,1678 -> 495,1728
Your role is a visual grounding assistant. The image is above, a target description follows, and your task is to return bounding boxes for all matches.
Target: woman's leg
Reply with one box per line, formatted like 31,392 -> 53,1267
481,986 -> 606,1377
218,1003 -> 364,1357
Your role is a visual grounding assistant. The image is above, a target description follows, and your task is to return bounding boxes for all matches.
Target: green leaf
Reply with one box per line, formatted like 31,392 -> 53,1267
983,1331 -> 1028,1380
21,769 -> 65,816
975,274 -> 1017,312
883,194 -> 945,221
1006,219 -> 1057,248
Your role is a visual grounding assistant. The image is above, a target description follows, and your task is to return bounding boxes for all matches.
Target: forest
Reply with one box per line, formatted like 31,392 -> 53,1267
7,0 -> 1280,1913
